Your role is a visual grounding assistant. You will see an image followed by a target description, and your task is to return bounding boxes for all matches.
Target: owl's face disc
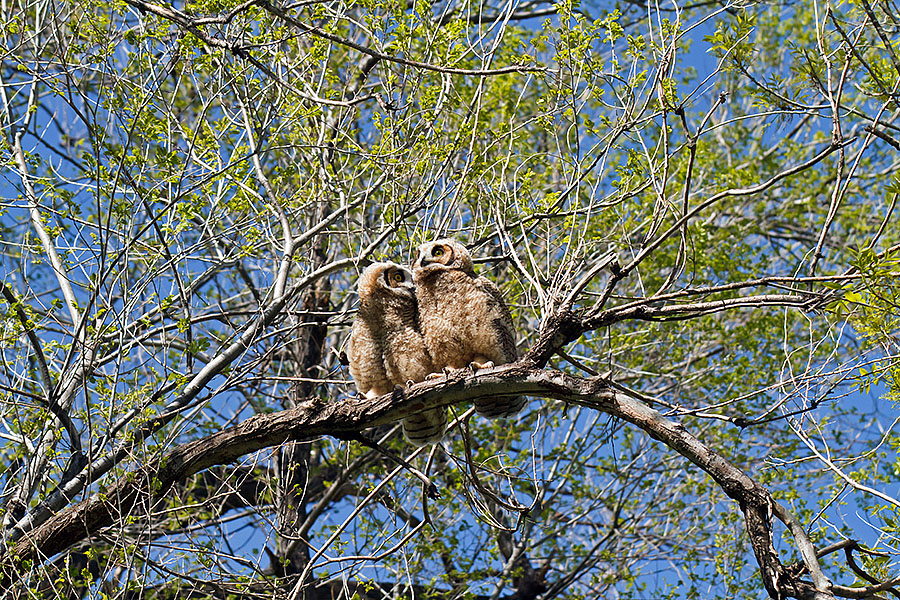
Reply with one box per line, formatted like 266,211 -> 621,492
414,239 -> 472,273
358,262 -> 415,301
380,264 -> 415,295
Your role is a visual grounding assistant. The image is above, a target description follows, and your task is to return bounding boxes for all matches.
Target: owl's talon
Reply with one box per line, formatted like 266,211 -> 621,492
425,372 -> 444,381
469,360 -> 494,372
406,379 -> 415,388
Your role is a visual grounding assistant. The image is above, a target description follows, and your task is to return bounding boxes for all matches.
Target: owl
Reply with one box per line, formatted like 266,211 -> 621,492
412,239 -> 526,419
346,262 -> 447,446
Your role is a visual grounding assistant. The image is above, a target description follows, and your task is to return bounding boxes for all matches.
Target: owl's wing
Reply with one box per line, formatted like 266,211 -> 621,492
477,276 -> 518,363
347,319 -> 391,396
473,276 -> 526,418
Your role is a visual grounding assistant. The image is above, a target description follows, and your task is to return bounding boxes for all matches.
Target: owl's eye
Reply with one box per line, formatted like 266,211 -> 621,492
432,246 -> 444,257
391,270 -> 406,283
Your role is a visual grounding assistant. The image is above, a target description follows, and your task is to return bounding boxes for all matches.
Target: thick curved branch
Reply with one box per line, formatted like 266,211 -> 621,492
2,365 -> 836,599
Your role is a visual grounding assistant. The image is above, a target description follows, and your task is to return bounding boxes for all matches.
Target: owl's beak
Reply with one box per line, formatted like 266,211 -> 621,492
417,249 -> 442,268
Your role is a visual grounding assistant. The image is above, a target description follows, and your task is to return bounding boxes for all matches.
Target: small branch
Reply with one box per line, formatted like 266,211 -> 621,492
341,430 -> 439,499
826,541 -> 900,600
587,293 -> 811,328
13,80 -> 82,336
858,0 -> 900,82
236,92 -> 294,300
0,282 -> 54,400
257,0 -> 543,76
562,251 -> 617,309
864,125 -> 900,150
772,501 -> 832,594
827,12 -> 898,108
0,282 -> 84,473
121,0 -> 541,77
789,415 -> 900,510
615,140 -> 850,289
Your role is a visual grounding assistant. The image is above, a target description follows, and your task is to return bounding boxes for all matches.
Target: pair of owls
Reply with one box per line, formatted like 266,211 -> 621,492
346,239 -> 526,446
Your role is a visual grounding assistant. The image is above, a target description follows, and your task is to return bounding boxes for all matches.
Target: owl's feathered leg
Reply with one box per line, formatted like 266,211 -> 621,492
402,406 -> 448,446
474,394 -> 527,419
468,357 -> 525,418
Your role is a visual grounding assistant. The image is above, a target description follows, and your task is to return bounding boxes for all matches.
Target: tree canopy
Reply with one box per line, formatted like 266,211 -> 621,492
0,0 -> 899,597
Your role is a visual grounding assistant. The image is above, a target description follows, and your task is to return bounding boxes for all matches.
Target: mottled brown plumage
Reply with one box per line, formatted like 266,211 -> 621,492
412,239 -> 525,419
346,262 -> 447,445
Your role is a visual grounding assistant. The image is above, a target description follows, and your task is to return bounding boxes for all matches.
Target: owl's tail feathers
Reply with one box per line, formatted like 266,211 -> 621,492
402,407 -> 448,446
474,395 -> 527,419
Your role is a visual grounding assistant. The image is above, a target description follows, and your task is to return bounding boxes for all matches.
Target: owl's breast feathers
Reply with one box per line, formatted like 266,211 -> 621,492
416,268 -> 512,368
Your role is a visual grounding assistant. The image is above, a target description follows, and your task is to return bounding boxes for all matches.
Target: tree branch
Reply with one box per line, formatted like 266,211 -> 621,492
1,365 -> 838,599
